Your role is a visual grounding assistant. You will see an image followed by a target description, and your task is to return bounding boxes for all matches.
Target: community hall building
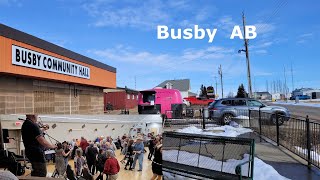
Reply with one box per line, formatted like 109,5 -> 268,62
0,23 -> 116,115
0,24 -> 162,155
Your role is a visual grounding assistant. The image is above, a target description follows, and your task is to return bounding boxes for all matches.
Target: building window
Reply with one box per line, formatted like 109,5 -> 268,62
136,95 -> 138,100
132,94 -> 135,100
127,94 -> 130,100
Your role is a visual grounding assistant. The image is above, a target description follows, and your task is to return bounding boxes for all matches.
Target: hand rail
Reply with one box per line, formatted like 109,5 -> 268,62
235,159 -> 253,180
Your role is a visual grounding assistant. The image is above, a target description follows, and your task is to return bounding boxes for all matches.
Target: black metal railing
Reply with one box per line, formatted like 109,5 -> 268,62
249,109 -> 320,169
163,108 -> 222,130
162,131 -> 255,180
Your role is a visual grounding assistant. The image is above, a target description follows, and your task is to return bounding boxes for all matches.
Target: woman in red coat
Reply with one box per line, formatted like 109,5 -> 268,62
103,150 -> 120,180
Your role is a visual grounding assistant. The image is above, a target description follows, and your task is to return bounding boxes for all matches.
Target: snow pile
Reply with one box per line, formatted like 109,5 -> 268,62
295,146 -> 320,162
163,150 -> 290,180
176,125 -> 252,137
272,101 -> 320,108
229,121 -> 240,128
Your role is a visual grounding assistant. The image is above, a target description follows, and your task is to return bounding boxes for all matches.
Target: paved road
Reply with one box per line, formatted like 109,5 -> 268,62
266,102 -> 320,121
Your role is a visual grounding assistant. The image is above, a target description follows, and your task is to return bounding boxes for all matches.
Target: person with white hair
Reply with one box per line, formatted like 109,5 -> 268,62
103,150 -> 120,180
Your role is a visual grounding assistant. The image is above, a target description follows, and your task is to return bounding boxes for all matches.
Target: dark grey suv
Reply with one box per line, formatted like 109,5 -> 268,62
208,98 -> 290,125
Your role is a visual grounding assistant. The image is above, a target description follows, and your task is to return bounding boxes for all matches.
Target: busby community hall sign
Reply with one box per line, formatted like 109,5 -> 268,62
12,45 -> 90,79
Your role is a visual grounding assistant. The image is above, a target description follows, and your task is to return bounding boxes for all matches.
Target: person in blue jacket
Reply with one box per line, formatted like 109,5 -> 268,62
131,136 -> 145,171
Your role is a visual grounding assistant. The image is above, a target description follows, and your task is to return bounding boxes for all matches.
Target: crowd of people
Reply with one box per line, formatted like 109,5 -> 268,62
19,114 -> 163,180
50,133 -> 163,180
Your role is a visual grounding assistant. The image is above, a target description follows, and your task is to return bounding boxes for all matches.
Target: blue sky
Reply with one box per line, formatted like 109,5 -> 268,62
1,0 -> 319,96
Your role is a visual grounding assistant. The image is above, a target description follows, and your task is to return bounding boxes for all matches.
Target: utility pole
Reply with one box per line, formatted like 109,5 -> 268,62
218,65 -> 224,98
134,76 -> 136,90
284,66 -> 288,101
291,63 -> 294,92
214,76 -> 218,98
242,12 -> 253,98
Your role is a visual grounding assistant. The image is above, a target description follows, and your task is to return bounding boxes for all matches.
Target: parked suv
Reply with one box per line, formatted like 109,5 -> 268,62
208,98 -> 290,125
289,95 -> 311,100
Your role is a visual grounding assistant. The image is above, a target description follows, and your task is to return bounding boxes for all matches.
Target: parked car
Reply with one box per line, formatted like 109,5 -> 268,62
184,96 -> 214,106
208,98 -> 290,125
289,95 -> 311,100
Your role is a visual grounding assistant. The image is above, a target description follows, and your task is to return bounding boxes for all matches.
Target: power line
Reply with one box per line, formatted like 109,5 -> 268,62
254,0 -> 288,36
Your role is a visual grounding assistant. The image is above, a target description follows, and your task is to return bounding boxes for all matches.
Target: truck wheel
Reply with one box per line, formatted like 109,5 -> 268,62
271,113 -> 285,126
221,113 -> 234,125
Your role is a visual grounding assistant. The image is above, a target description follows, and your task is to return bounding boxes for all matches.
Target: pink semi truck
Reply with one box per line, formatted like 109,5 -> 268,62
138,88 -> 183,118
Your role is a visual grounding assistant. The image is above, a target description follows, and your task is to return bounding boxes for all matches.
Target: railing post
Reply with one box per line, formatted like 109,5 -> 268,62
258,108 -> 262,142
248,109 -> 251,123
202,107 -> 206,130
276,112 -> 280,146
306,115 -> 311,169
162,114 -> 165,128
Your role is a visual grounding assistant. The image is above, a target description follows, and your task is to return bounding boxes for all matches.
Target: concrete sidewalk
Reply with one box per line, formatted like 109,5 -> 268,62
240,132 -> 320,180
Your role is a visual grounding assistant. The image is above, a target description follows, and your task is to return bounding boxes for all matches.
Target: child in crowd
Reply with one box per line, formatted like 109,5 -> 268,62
74,149 -> 86,176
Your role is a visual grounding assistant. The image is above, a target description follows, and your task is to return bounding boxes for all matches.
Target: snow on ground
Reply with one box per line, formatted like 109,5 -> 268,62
295,146 -> 320,162
175,125 -> 252,137
272,101 -> 320,108
163,150 -> 290,180
235,115 -> 250,119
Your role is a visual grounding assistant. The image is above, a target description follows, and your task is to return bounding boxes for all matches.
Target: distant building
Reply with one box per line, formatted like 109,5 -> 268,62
188,92 -> 197,97
104,86 -> 139,110
156,79 -> 196,98
271,93 -> 285,100
292,88 -> 320,98
254,92 -> 272,100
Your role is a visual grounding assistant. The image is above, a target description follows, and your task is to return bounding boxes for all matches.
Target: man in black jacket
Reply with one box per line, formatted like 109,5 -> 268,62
86,143 -> 98,174
21,114 -> 56,177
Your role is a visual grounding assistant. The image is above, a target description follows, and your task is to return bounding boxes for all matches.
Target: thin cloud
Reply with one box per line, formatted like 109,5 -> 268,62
296,33 -> 313,44
253,49 -> 268,54
82,0 -> 217,29
0,0 -> 21,6
89,44 -> 242,75
299,33 -> 313,38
